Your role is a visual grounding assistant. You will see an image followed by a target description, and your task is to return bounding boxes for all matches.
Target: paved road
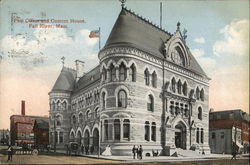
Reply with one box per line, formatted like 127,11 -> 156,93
0,153 -> 249,165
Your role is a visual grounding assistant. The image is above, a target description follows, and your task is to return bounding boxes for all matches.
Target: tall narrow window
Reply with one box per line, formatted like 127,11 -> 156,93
118,90 -> 127,108
102,92 -> 106,109
102,68 -> 107,81
201,128 -> 204,143
55,132 -> 58,143
123,119 -> 130,140
145,121 -> 150,141
110,64 -> 116,81
198,107 -> 202,120
196,87 -> 200,100
200,89 -> 204,101
144,69 -> 150,86
114,119 -> 120,141
177,80 -> 182,94
151,122 -> 156,142
129,64 -> 136,82
147,95 -> 154,112
152,71 -> 157,88
104,120 -> 108,140
171,78 -> 176,93
79,113 -> 83,123
182,81 -> 187,96
119,62 -> 126,81
95,108 -> 99,118
196,128 -> 199,143
72,115 -> 76,125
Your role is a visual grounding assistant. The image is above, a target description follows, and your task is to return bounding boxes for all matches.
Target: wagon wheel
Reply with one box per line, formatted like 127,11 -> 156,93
32,149 -> 38,156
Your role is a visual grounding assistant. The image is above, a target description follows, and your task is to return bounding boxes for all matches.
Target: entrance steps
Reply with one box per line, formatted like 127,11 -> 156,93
174,148 -> 201,157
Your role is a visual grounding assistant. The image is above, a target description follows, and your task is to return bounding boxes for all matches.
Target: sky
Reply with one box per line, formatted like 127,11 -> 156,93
0,0 -> 249,129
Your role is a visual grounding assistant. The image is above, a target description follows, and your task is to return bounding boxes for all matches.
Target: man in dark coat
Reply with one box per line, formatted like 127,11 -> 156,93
7,145 -> 13,162
138,145 -> 143,159
132,145 -> 137,159
231,143 -> 238,160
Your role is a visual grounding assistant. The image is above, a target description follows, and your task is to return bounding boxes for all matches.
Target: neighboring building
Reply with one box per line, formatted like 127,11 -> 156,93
0,129 -> 10,145
10,101 -> 49,145
33,119 -> 49,146
209,109 -> 250,154
49,5 -> 210,155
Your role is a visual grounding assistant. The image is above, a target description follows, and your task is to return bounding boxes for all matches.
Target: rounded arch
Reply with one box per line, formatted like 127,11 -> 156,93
115,85 -> 129,107
100,113 -> 109,120
91,123 -> 99,136
128,60 -> 138,69
55,113 -> 63,120
83,125 -> 92,137
172,117 -> 189,129
112,112 -> 131,118
69,128 -> 76,138
117,58 -> 129,67
145,90 -> 155,100
106,59 -> 118,68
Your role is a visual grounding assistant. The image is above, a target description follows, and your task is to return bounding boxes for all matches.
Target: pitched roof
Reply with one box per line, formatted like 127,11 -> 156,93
74,65 -> 101,91
51,67 -> 76,92
104,7 -> 207,77
34,119 -> 49,130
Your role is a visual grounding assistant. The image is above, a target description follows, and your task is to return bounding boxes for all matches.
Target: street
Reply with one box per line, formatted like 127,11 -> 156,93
0,152 -> 249,165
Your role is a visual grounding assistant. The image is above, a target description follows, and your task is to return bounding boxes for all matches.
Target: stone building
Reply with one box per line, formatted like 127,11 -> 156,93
49,6 -> 210,156
209,109 -> 249,154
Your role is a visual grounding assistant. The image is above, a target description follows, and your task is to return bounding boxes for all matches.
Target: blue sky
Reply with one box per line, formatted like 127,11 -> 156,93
0,0 -> 249,129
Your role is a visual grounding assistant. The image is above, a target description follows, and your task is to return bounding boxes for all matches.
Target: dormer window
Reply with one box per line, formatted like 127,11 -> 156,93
171,47 -> 185,66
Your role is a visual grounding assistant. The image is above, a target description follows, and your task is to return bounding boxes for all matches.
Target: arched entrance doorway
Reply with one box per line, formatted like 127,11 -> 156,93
76,131 -> 82,145
84,130 -> 90,147
93,128 -> 99,153
175,122 -> 187,149
70,132 -> 75,142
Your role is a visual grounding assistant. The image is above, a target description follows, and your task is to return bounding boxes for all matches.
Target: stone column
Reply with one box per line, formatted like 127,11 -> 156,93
126,67 -> 130,81
57,131 -> 60,144
120,119 -> 123,141
116,67 -> 119,81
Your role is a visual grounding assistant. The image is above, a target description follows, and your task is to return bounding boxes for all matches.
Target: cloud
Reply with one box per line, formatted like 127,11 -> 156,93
194,37 -> 205,44
0,28 -> 99,70
191,48 -> 216,74
213,19 -> 249,57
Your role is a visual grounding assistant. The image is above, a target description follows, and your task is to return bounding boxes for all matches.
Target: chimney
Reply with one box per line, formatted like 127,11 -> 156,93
21,100 -> 25,116
75,60 -> 85,81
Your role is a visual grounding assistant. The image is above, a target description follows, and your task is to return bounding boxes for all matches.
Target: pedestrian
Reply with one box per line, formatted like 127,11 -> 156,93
7,145 -> 13,162
81,144 -> 84,154
136,145 -> 140,159
138,145 -> 143,159
132,145 -> 137,159
85,145 -> 89,155
231,143 -> 237,160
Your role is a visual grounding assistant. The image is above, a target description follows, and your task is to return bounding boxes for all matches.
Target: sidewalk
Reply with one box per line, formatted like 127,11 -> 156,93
53,149 -> 242,162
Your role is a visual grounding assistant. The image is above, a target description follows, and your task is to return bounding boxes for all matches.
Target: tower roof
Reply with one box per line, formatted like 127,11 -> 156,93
104,7 -> 207,77
105,7 -> 171,59
51,67 -> 76,92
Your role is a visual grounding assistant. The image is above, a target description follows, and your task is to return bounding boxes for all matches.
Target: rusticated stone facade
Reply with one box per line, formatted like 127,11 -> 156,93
49,7 -> 210,156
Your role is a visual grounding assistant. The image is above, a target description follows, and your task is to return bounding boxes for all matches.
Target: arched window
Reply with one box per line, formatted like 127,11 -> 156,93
104,120 -> 108,140
182,82 -> 187,96
145,121 -> 150,141
152,71 -> 157,88
62,101 -> 67,110
56,100 -> 60,110
56,118 -> 61,126
123,119 -> 130,140
144,69 -> 150,86
86,110 -> 91,119
201,128 -> 204,144
200,89 -> 204,101
177,80 -> 182,94
198,107 -> 202,120
102,68 -> 107,81
102,92 -> 106,109
110,64 -> 116,81
196,87 -> 200,100
79,113 -> 84,123
147,95 -> 154,112
114,119 -> 120,140
118,90 -> 127,108
95,108 -> 99,118
171,78 -> 176,93
119,62 -> 126,81
129,64 -> 136,82
196,128 -> 199,143
171,47 -> 185,66
72,115 -> 76,125
151,122 -> 156,142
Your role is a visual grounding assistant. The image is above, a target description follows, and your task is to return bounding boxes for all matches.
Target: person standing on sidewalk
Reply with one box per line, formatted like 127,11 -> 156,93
7,145 -> 13,162
138,145 -> 143,160
132,145 -> 137,159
